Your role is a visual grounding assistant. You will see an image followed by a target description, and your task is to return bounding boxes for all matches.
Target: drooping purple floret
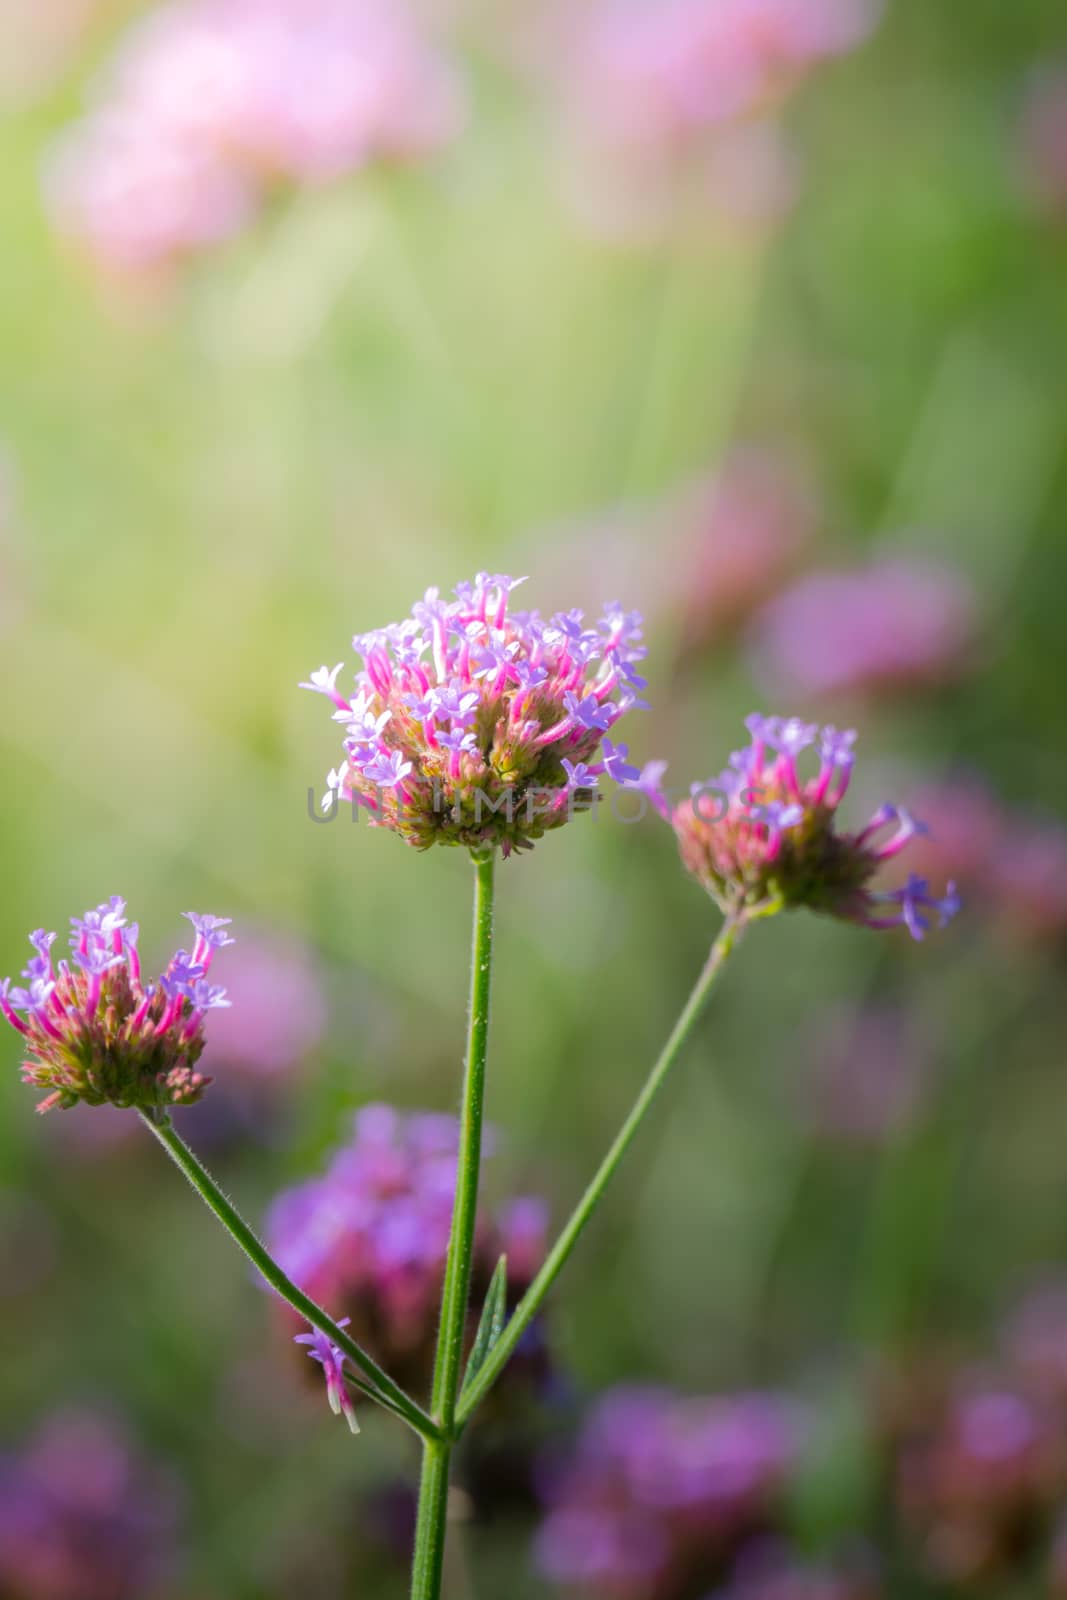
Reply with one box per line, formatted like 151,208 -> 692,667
294,1319 -> 360,1435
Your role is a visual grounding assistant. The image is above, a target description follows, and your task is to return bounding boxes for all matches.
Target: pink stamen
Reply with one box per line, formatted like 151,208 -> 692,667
32,1010 -> 65,1044
155,998 -> 182,1036
854,804 -> 897,850
0,1000 -> 30,1036
127,945 -> 141,986
534,716 -> 574,748
432,620 -> 449,682
130,995 -> 154,1032
86,972 -> 103,1016
367,649 -> 393,700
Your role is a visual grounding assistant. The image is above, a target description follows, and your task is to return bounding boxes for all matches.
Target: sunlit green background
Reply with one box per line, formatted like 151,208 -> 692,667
2,0 -> 1067,1594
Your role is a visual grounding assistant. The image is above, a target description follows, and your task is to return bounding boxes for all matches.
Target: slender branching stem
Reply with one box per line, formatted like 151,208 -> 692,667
455,908 -> 745,1426
139,1111 -> 440,1441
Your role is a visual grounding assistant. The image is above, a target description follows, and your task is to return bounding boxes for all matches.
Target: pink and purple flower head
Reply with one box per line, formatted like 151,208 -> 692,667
634,715 -> 959,936
266,1103 -> 548,1395
301,574 -> 645,856
1,900 -> 233,1114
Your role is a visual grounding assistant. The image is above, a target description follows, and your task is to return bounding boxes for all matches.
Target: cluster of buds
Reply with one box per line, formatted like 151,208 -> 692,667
301,573 -> 645,855
266,1104 -> 548,1398
636,714 -> 960,936
1,899 -> 233,1114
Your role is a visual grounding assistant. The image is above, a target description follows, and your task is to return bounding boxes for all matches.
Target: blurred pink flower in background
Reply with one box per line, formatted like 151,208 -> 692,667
550,0 -> 881,235
748,559 -> 981,702
536,443 -> 816,646
903,779 -> 1067,945
1019,64 -> 1067,219
804,1005 -> 933,1146
985,819 -> 1067,944
894,1379 -> 1063,1586
0,1411 -> 182,1600
44,0 -> 464,276
199,927 -> 326,1090
670,445 -> 819,650
1003,1279 -> 1067,1408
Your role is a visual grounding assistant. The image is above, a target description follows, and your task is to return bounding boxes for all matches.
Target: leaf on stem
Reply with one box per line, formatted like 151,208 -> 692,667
460,1255 -> 507,1398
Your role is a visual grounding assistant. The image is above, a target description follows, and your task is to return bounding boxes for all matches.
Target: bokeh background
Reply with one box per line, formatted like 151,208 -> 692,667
2,0 -> 1067,1594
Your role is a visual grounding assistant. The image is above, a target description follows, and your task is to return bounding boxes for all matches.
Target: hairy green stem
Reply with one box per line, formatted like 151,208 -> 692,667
139,1111 -> 439,1441
411,849 -> 496,1599
456,908 -> 744,1426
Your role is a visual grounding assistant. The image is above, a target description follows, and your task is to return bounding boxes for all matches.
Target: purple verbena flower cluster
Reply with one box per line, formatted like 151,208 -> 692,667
302,573 -> 645,855
536,1385 -> 805,1597
266,1104 -> 548,1395
0,899 -> 233,1114
636,715 -> 959,936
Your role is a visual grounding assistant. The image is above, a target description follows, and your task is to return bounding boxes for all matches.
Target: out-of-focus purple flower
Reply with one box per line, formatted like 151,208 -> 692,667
1019,63 -> 1067,218
535,1385 -> 807,1598
803,1005 -> 933,1145
302,575 -> 646,856
0,1410 -> 182,1600
984,818 -> 1067,943
636,716 -> 958,937
894,1379 -> 1063,1585
551,0 -> 881,237
265,1103 -> 549,1396
749,561 -> 981,702
668,448 -> 818,648
44,0 -> 463,277
902,778 -> 1067,943
1,900 -> 233,1114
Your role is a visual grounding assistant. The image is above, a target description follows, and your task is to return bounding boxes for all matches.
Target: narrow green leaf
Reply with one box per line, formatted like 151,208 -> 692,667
461,1255 -> 507,1397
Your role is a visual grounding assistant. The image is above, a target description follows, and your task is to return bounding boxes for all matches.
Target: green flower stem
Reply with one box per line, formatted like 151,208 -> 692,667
410,1434 -> 453,1600
410,849 -> 497,1600
455,907 -> 745,1428
139,1110 -> 439,1442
